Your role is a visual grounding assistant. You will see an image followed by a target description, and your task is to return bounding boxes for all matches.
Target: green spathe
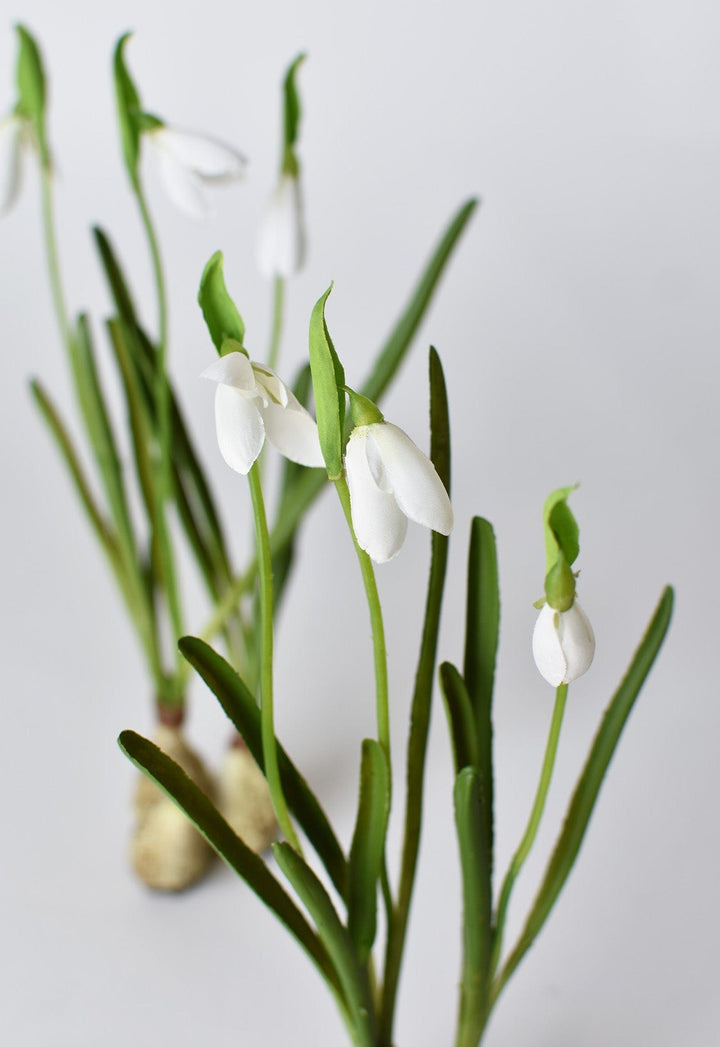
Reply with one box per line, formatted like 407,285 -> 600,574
198,251 -> 246,353
308,284 -> 345,478
542,485 -> 580,609
282,53 -> 306,177
14,24 -> 49,167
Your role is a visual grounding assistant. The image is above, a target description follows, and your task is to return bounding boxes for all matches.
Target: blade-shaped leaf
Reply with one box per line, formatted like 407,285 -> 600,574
454,767 -> 493,1044
179,636 -> 347,897
93,226 -> 140,330
273,842 -> 376,1047
495,586 -> 674,997
440,662 -> 479,775
463,516 -> 500,876
347,739 -> 390,963
308,284 -> 345,479
118,731 -> 338,987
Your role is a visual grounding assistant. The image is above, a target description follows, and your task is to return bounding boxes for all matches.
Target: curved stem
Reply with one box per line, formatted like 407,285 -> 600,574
489,684 -> 569,982
40,164 -> 71,347
333,475 -> 390,762
248,462 -> 301,852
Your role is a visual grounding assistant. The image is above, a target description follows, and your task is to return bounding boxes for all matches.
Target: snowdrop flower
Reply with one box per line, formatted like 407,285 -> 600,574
345,421 -> 453,563
257,171 -> 306,278
0,114 -> 26,215
532,600 -> 595,687
146,125 -> 246,220
202,350 -> 323,474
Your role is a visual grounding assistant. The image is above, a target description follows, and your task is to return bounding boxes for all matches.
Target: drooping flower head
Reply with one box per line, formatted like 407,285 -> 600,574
344,391 -> 453,563
532,486 -> 595,686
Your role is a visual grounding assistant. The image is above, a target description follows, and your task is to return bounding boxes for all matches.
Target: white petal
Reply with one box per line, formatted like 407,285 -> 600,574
345,428 -> 408,562
532,601 -> 595,686
152,127 -> 246,181
257,173 -> 306,278
214,384 -> 265,474
252,364 -> 290,407
0,116 -> 23,215
260,400 -> 324,467
202,350 -> 257,392
153,141 -> 211,219
368,422 -> 453,535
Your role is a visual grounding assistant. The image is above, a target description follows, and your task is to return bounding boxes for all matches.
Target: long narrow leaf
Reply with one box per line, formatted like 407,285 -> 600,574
495,586 -> 674,997
273,842 -> 376,1047
440,662 -> 480,775
463,516 -> 499,878
118,730 -> 339,992
179,636 -> 347,897
347,739 -> 390,963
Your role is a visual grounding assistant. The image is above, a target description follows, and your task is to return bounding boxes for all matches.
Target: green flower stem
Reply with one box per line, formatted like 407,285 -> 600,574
134,183 -> 185,677
248,462 -> 302,852
489,683 -> 569,983
267,275 -> 285,372
333,475 -> 391,762
40,164 -> 71,347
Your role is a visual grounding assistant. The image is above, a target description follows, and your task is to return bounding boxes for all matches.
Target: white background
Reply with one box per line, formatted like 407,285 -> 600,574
1,2 -> 718,1045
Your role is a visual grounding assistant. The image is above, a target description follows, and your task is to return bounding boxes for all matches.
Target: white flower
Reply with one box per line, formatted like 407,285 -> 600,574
147,125 -> 246,220
257,172 -> 305,278
202,350 -> 323,474
0,114 -> 25,215
345,422 -> 453,563
532,600 -> 595,686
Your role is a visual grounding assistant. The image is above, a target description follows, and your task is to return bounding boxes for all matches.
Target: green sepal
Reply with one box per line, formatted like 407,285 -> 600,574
454,767 -> 493,1043
440,662 -> 479,775
347,739 -> 391,964
495,586 -> 674,998
118,730 -> 341,995
14,25 -> 49,168
281,53 -> 306,176
113,33 -> 143,186
543,485 -> 580,575
308,284 -> 345,478
273,842 -> 376,1046
544,550 -> 575,611
178,635 -> 348,898
198,251 -> 246,354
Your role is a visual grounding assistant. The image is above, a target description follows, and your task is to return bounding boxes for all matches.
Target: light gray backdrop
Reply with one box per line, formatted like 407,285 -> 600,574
1,2 -> 717,1045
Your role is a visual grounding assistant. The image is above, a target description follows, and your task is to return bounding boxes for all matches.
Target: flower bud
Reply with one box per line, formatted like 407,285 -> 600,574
532,600 -> 595,687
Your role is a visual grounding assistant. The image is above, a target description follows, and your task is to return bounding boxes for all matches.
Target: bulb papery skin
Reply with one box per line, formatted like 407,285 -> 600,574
345,421 -> 453,563
217,743 -> 277,854
532,600 -> 595,687
202,351 -> 323,474
148,125 -> 246,220
0,115 -> 23,215
257,172 -> 306,278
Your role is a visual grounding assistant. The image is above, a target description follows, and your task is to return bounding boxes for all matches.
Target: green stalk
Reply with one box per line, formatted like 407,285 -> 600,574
333,475 -> 390,762
248,462 -> 301,852
40,164 -> 71,346
489,684 -> 569,981
267,275 -> 285,372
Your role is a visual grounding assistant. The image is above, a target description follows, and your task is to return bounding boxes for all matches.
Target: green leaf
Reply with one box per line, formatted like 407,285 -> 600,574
178,636 -> 348,897
463,516 -> 499,875
347,739 -> 390,963
113,33 -> 143,186
118,730 -> 340,992
14,25 -> 49,167
308,284 -> 345,478
361,198 -> 479,404
93,226 -> 139,329
282,53 -> 306,176
495,586 -> 674,997
454,767 -> 493,1044
440,662 -> 479,775
273,842 -> 376,1047
542,484 -> 579,574
197,251 -> 246,353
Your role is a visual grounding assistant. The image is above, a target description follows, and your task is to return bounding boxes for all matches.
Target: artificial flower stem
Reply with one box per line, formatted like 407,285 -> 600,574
39,165 -> 71,347
334,475 -> 391,762
248,461 -> 302,852
267,275 -> 285,373
134,183 -> 185,670
489,684 -> 569,984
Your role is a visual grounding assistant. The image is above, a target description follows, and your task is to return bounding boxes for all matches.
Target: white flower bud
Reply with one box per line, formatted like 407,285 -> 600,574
532,600 -> 595,687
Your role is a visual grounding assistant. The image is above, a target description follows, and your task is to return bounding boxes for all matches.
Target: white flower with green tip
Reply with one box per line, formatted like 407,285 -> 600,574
257,172 -> 305,278
202,350 -> 323,474
345,419 -> 453,563
147,125 -> 246,220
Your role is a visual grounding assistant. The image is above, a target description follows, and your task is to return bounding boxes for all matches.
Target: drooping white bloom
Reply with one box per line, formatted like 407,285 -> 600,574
532,601 -> 595,686
345,422 -> 453,563
147,126 -> 246,220
0,115 -> 25,215
257,172 -> 306,278
202,350 -> 323,474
